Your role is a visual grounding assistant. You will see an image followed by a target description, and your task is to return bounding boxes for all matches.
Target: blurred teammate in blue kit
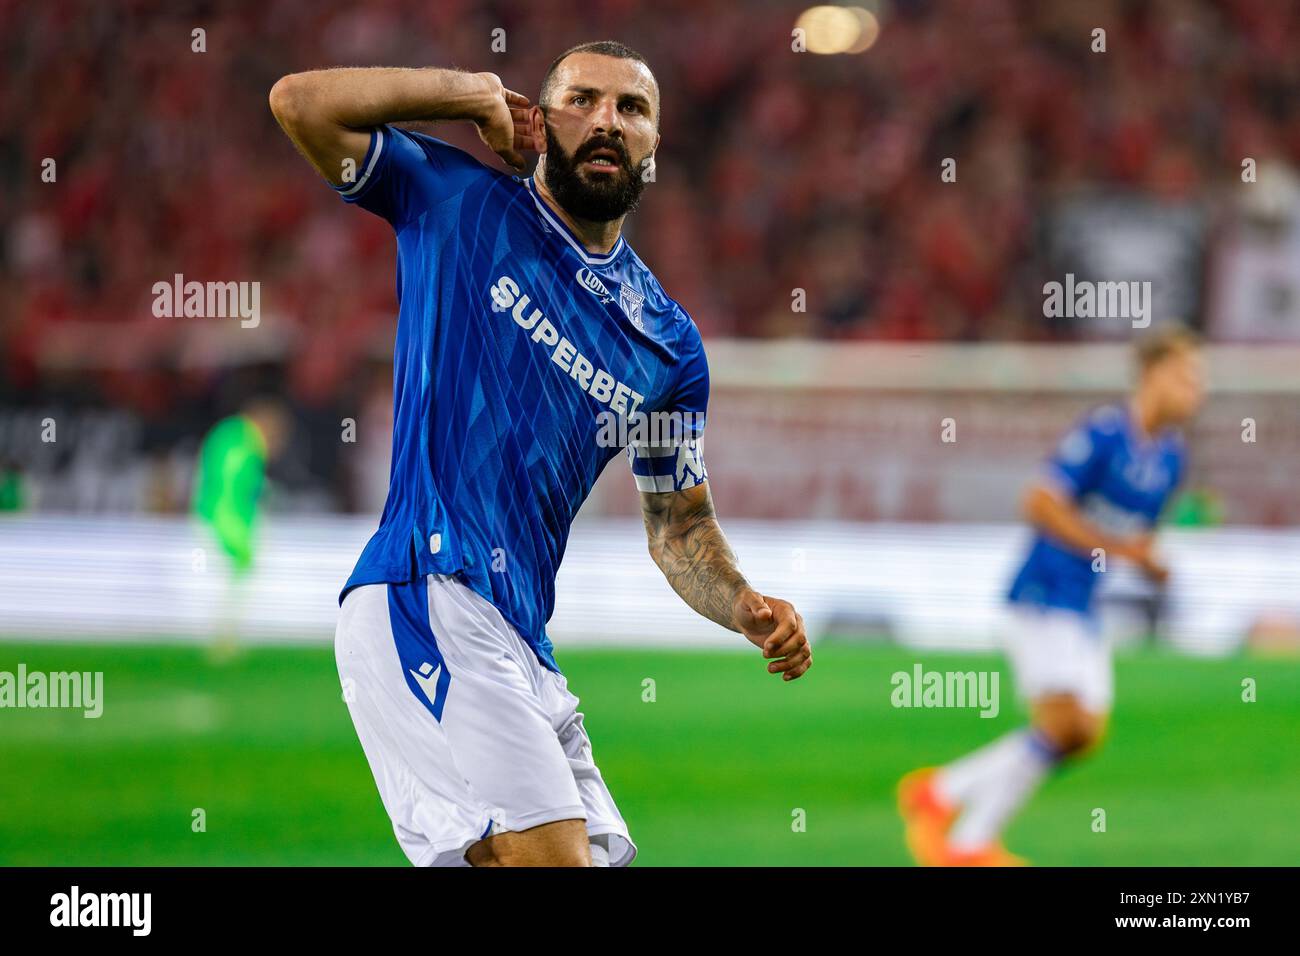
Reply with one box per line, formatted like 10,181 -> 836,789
900,327 -> 1205,865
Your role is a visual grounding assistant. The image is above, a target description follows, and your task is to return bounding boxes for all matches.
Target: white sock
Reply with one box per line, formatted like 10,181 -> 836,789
938,729 -> 1060,850
935,730 -> 1035,805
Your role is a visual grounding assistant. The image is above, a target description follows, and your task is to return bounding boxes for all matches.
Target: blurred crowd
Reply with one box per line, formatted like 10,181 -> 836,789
3,0 -> 1300,509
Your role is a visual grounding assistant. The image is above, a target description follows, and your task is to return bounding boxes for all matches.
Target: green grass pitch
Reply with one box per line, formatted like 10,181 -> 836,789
1,640 -> 1296,865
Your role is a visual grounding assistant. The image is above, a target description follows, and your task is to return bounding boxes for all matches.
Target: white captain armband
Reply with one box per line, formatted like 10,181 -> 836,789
627,439 -> 708,493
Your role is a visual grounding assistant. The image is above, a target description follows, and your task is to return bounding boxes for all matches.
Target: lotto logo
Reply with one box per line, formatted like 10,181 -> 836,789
576,267 -> 612,300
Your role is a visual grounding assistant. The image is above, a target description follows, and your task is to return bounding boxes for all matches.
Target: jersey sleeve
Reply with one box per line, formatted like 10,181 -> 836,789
332,125 -> 492,228
1042,413 -> 1113,500
626,317 -> 710,493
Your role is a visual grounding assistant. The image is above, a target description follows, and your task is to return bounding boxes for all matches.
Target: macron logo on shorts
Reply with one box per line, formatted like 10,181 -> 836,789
388,583 -> 452,722
410,662 -> 441,703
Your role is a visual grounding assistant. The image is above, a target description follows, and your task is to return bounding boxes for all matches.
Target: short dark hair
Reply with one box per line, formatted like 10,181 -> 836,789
1136,324 -> 1201,372
539,40 -> 658,122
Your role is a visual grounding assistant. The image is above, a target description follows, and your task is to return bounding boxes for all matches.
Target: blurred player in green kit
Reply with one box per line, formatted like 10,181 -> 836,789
193,397 -> 289,657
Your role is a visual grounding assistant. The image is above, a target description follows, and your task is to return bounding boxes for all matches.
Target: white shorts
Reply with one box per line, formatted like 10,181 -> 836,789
335,573 -> 636,867
1003,603 -> 1113,715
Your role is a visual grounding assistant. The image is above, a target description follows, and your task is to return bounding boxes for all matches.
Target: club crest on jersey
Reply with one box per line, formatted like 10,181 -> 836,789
619,284 -> 646,332
576,267 -> 614,303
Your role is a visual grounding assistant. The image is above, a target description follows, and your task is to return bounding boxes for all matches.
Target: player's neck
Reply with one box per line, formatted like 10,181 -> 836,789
1129,392 -> 1167,439
532,170 -> 626,257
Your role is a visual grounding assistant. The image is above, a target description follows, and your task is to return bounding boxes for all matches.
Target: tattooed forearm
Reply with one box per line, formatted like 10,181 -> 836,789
641,486 -> 750,631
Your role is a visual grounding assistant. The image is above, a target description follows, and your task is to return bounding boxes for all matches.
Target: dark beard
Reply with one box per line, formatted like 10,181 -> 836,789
542,122 -> 647,222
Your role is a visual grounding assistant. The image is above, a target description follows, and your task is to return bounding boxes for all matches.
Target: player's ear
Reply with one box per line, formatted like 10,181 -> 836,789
529,105 -> 547,150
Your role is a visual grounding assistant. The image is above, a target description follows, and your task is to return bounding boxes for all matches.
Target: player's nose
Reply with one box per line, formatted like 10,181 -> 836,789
589,98 -> 624,135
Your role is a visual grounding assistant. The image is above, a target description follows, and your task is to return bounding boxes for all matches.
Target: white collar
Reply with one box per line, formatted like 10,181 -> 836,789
524,177 -> 627,267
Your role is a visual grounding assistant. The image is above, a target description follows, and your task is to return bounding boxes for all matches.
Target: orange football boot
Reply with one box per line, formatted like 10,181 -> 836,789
938,841 -> 1030,867
897,767 -> 958,867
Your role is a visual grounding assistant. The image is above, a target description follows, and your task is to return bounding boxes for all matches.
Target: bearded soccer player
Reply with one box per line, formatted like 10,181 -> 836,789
269,41 -> 810,867
898,327 -> 1205,866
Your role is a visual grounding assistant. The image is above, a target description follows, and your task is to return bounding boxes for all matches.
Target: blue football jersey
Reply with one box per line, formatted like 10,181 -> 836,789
1008,404 -> 1186,616
334,125 -> 710,671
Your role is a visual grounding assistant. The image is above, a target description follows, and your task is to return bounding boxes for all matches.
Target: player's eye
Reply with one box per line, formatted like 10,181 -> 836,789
572,94 -> 589,107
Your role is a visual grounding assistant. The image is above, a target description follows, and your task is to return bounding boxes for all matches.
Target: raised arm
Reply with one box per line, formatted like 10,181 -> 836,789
268,67 -> 535,184
641,483 -> 811,681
